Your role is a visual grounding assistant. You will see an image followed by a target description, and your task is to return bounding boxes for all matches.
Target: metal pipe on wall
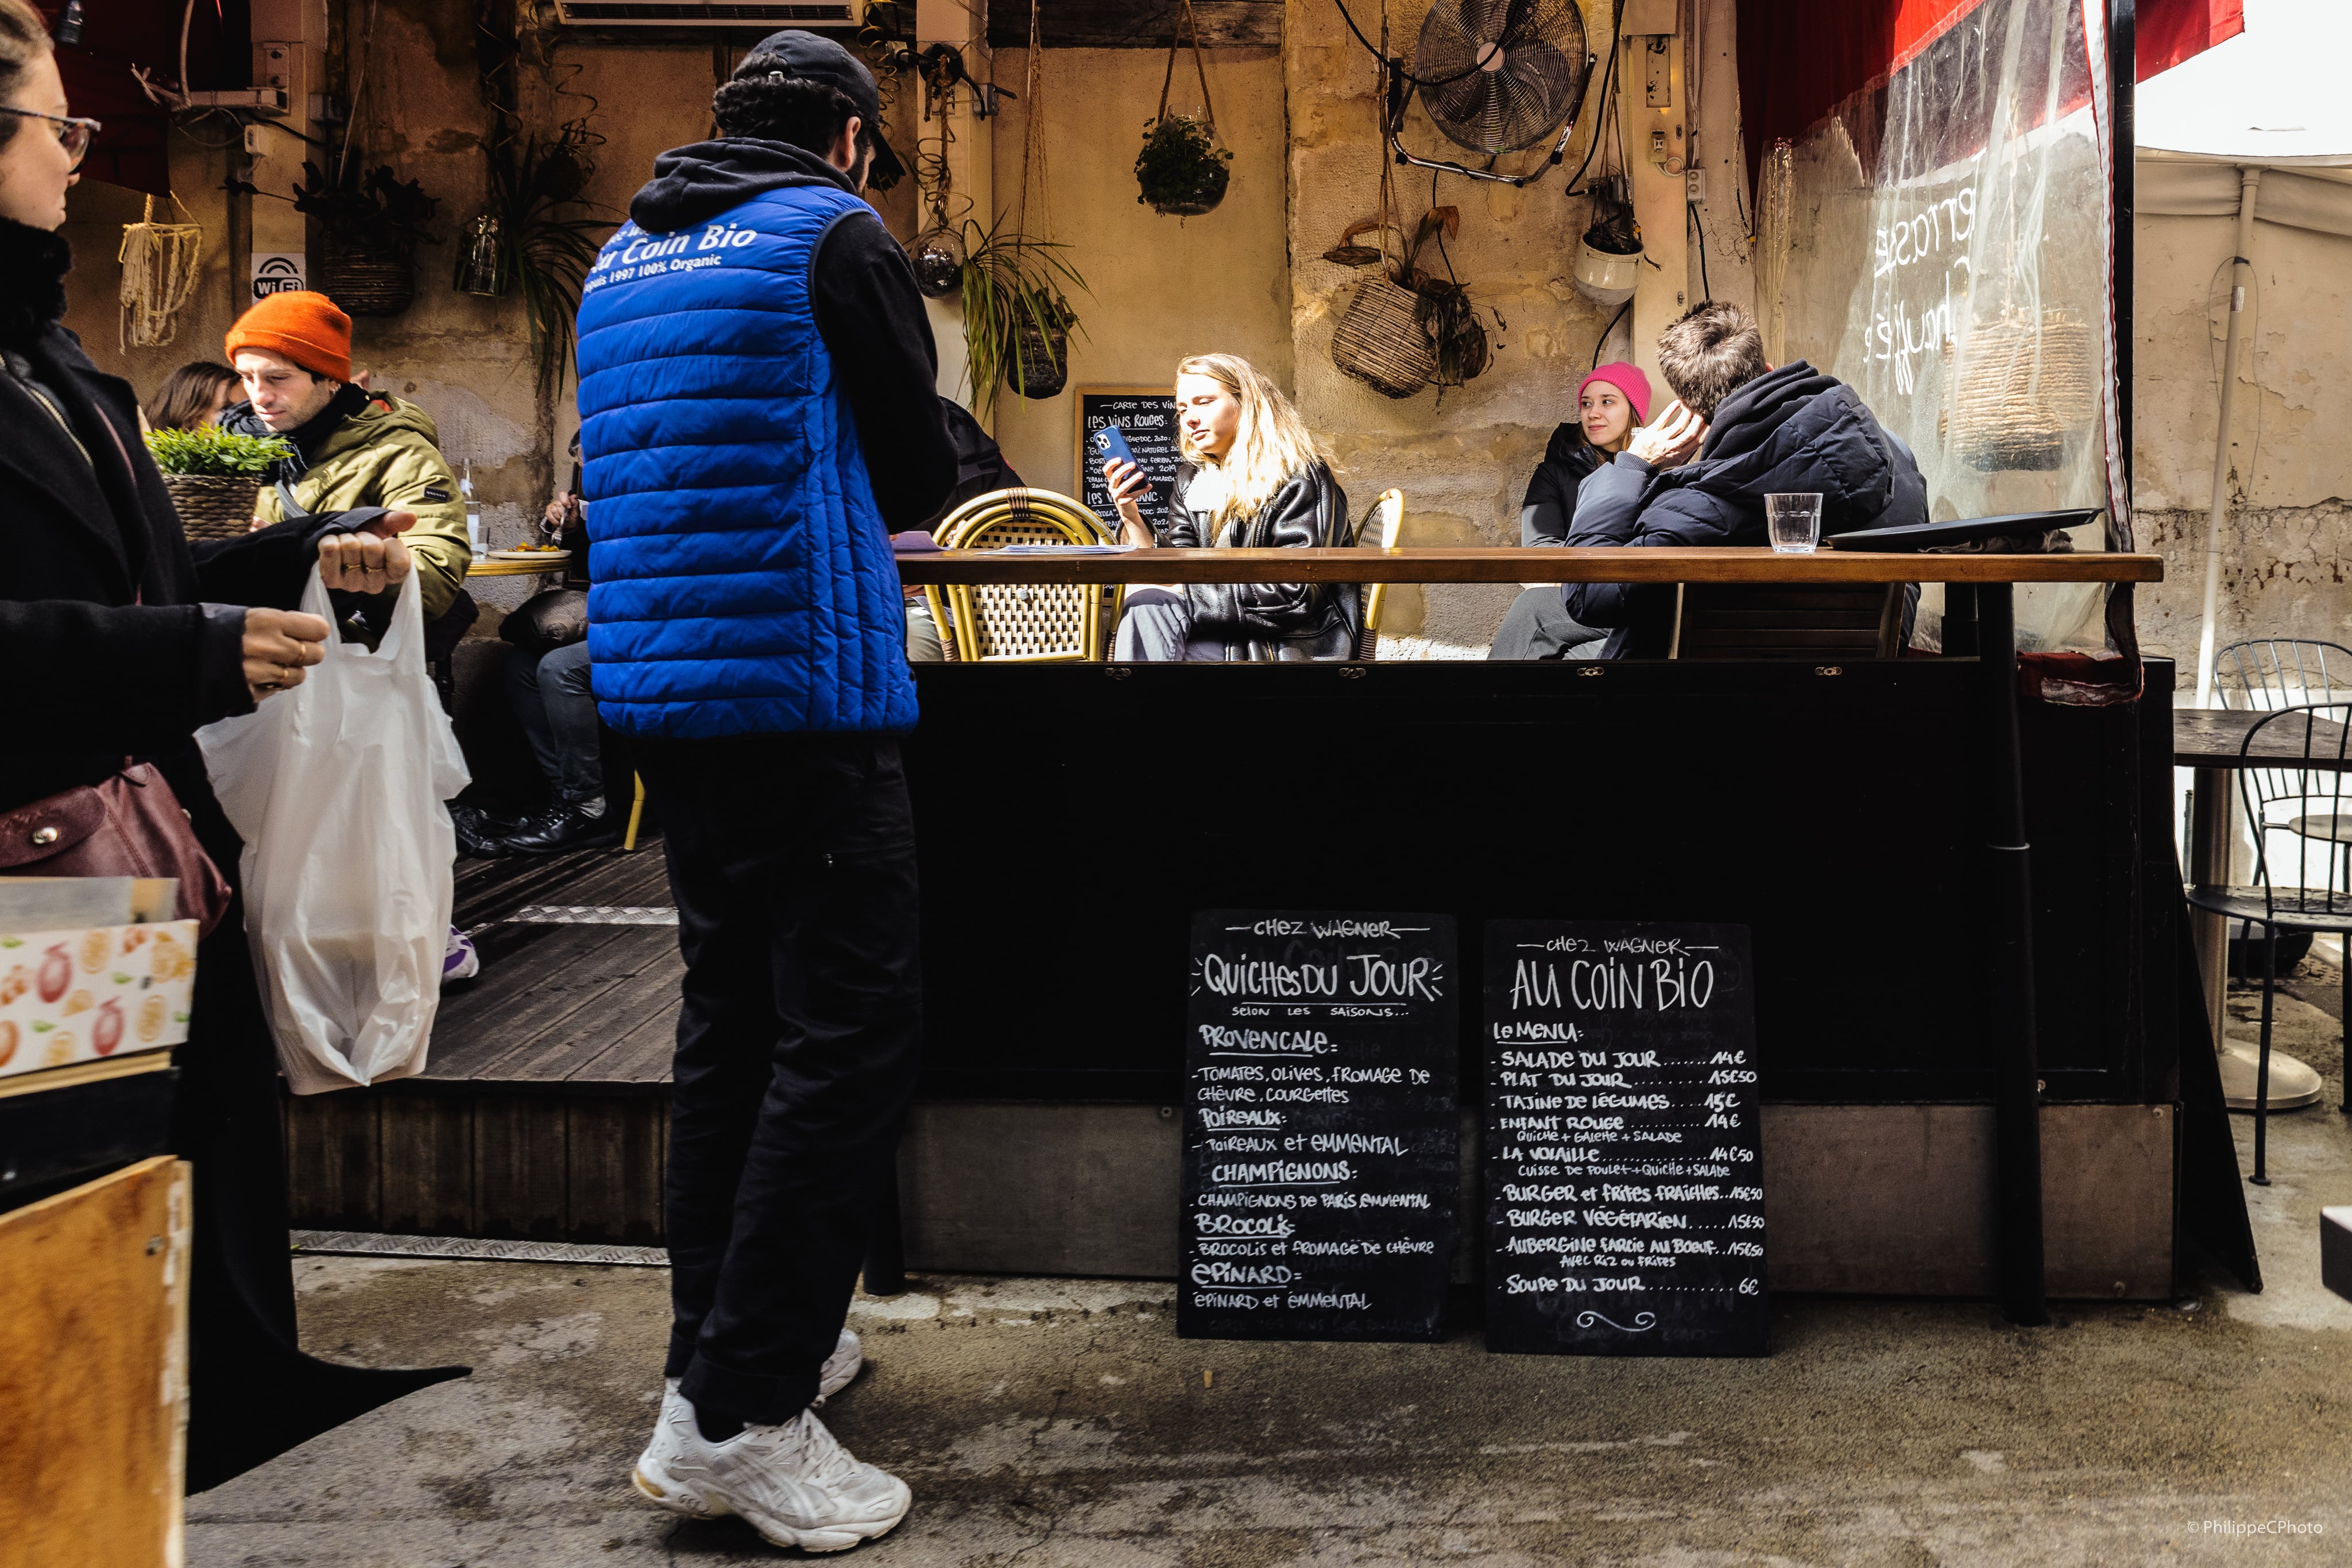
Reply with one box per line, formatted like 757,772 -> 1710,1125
2192,165 -> 2262,708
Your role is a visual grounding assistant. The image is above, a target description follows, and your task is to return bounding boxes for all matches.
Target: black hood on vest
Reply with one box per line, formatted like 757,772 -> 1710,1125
630,138 -> 859,235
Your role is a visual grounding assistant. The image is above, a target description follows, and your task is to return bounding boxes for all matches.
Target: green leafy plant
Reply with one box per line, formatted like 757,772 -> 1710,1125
142,425 -> 293,477
957,216 -> 1091,419
291,161 -> 442,264
1135,115 -> 1231,216
485,120 -> 618,397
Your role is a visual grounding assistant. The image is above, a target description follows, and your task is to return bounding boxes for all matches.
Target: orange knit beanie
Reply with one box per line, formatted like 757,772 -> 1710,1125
225,291 -> 352,383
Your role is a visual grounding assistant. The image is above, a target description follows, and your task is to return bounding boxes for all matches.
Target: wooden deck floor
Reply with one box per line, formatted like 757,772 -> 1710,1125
283,838 -> 687,1244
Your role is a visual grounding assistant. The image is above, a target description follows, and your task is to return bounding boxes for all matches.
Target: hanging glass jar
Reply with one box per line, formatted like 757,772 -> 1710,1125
452,212 -> 507,297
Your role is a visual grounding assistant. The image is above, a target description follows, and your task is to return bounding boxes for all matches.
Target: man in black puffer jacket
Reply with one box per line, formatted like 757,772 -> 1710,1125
1565,301 -> 1928,657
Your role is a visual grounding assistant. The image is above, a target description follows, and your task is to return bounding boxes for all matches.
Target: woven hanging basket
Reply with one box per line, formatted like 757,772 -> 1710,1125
316,239 -> 416,318
1009,320 -> 1071,400
1947,308 -> 2098,473
1331,274 -> 1435,399
163,474 -> 261,541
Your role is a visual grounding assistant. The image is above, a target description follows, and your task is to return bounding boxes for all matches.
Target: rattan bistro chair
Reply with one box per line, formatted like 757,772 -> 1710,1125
2184,701 -> 2352,1185
927,487 -> 1121,663
1355,488 -> 1405,661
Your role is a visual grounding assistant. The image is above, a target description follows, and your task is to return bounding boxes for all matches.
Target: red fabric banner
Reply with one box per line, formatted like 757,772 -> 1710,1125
1737,0 -> 2246,203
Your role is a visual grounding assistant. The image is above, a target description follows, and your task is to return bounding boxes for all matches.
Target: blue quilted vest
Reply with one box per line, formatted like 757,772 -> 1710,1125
574,184 -> 916,738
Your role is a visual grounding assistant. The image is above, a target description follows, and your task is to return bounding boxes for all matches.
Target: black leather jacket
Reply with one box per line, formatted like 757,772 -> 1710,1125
1163,459 -> 1359,662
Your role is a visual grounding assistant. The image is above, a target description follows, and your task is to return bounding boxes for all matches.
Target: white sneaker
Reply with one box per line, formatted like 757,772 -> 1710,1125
816,1327 -> 864,1407
635,1406 -> 910,1552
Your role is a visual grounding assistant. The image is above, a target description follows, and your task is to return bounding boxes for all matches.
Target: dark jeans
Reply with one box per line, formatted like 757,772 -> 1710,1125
637,733 -> 922,1424
506,640 -> 602,803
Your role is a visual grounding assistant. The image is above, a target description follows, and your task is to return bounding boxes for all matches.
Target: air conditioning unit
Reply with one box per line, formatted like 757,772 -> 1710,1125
552,0 -> 858,28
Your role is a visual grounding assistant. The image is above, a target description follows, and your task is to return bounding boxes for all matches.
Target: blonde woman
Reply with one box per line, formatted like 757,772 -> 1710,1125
1103,353 -> 1357,661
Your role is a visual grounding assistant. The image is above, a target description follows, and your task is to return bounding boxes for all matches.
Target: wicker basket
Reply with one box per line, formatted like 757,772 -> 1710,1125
1331,274 -> 1434,400
316,240 -> 416,318
162,473 -> 262,540
1947,307 -> 2098,473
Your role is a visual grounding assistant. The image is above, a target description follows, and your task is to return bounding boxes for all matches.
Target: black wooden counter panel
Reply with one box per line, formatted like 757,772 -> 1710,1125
902,659 -> 2162,1107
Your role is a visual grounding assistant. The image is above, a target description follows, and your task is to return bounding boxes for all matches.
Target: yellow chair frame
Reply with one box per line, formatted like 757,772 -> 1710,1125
922,487 -> 1126,663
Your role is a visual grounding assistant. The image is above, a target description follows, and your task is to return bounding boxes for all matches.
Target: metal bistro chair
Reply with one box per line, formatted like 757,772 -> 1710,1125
2184,701 -> 2352,1184
927,487 -> 1122,663
2212,640 -> 2352,988
1355,488 -> 1405,662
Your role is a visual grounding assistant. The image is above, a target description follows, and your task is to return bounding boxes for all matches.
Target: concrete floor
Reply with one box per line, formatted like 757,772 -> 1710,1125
189,982 -> 2352,1567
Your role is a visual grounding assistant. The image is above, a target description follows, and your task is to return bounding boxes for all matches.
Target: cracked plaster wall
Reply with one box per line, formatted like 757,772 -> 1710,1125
2132,212 -> 2352,662
1286,0 -> 1626,652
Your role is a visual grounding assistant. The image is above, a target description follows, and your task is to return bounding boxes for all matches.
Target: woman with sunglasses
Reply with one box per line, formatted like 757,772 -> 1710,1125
0,0 -> 450,1491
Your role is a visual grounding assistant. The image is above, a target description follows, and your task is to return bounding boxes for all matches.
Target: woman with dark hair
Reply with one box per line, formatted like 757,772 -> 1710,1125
1488,361 -> 1651,660
148,359 -> 241,431
0,0 -> 454,1490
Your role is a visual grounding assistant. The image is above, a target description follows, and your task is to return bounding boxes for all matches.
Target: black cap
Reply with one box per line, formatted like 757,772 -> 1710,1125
736,30 -> 882,133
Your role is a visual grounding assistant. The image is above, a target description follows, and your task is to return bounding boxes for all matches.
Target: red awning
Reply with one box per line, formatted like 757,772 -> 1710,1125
1736,0 -> 2246,200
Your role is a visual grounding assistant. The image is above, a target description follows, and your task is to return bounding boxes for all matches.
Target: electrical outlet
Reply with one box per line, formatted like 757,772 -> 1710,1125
1685,167 -> 1705,204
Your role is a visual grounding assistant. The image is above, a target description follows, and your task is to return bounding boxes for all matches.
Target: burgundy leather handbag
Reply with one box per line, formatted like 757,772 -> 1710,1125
0,764 -> 233,935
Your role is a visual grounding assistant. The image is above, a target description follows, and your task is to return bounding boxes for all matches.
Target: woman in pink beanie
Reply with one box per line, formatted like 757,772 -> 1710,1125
1489,361 -> 1653,659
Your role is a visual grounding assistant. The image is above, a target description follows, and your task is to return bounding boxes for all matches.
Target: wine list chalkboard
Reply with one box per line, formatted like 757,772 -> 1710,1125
1179,911 -> 1459,1344
1076,386 -> 1181,533
1483,922 -> 1767,1358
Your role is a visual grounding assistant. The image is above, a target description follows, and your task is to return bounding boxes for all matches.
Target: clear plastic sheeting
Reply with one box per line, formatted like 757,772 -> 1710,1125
1769,0 -> 2126,662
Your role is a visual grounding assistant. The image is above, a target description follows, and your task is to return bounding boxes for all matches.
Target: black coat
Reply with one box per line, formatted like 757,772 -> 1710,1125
0,219 -> 458,1489
1563,361 -> 1929,657
1165,459 -> 1359,661
1519,424 -> 1604,545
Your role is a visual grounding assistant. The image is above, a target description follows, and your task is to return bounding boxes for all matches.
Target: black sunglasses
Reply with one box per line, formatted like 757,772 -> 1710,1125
0,107 -> 103,170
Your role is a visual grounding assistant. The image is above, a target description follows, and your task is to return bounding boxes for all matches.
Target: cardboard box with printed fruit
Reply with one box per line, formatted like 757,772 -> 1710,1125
0,920 -> 198,1079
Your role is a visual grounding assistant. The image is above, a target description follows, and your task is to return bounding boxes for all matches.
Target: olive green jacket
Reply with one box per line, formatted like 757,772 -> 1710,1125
253,396 -> 471,622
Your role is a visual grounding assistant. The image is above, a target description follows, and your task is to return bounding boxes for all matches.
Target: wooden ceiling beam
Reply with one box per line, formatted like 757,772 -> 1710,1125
982,0 -> 1285,50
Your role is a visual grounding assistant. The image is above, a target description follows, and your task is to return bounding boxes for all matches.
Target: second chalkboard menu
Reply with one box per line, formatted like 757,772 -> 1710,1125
1483,922 -> 1768,1358
1180,911 -> 1459,1344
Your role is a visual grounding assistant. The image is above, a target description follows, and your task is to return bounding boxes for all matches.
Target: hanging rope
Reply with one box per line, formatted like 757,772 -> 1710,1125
118,194 -> 204,351
1155,0 -> 1220,138
1017,0 -> 1051,244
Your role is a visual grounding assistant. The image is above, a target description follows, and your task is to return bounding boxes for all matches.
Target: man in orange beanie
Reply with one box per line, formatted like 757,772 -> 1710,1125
221,291 -> 472,630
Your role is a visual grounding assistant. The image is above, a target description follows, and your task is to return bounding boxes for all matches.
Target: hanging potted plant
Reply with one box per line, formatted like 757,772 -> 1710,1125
1136,0 -> 1231,217
293,160 -> 441,317
1136,114 -> 1231,217
956,215 -> 1091,417
142,425 -> 294,541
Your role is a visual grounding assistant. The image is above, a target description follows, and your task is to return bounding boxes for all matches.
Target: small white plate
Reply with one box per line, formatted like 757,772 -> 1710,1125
488,549 -> 570,563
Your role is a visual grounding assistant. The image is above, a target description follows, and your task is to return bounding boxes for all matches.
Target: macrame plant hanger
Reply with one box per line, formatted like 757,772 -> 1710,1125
118,194 -> 204,350
1156,0 -> 1220,151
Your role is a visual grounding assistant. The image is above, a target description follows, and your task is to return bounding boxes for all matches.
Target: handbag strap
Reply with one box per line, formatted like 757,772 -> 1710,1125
1156,0 -> 1218,138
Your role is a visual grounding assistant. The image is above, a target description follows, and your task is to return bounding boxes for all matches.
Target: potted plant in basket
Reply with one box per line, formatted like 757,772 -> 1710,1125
956,216 -> 1092,416
293,160 -> 441,317
144,425 -> 293,541
1136,114 -> 1231,217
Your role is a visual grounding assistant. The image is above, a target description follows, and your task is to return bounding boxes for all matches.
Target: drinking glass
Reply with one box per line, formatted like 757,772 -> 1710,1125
1765,493 -> 1823,553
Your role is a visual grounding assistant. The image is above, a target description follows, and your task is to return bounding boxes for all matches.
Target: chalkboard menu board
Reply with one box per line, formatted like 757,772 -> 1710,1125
1180,910 -> 1459,1344
1076,386 -> 1181,533
1483,922 -> 1767,1358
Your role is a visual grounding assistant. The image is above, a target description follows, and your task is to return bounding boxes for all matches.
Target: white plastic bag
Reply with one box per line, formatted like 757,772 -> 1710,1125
199,568 -> 471,1093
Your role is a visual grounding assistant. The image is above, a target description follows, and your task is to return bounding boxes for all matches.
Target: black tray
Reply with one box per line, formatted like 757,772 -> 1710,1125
1829,509 -> 2103,552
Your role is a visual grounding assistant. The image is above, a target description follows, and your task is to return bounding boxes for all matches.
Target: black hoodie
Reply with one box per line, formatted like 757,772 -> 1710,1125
630,138 -> 955,529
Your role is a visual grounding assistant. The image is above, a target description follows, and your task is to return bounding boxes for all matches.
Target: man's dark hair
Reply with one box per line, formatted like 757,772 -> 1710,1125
1655,301 -> 1769,421
713,72 -> 871,166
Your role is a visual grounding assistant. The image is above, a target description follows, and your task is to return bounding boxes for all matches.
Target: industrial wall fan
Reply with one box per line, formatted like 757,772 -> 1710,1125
1389,0 -> 1595,186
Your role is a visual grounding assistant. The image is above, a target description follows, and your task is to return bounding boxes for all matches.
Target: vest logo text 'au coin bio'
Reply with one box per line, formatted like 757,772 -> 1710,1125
584,222 -> 760,295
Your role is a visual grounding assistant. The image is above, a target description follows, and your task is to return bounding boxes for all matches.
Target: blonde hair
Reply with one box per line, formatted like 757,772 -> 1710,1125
1174,353 -> 1324,531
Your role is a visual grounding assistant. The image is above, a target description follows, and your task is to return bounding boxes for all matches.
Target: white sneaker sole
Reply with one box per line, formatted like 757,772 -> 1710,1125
814,1335 -> 864,1408
631,1464 -> 908,1552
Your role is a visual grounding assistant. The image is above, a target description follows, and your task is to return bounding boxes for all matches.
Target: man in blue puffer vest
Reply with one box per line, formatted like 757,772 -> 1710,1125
575,30 -> 954,1552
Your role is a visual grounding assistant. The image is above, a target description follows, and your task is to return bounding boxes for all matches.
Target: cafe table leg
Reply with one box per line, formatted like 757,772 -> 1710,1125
1978,583 -> 2048,1327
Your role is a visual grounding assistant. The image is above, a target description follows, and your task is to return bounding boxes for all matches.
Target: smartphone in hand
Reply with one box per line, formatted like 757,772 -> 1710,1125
1090,424 -> 1138,471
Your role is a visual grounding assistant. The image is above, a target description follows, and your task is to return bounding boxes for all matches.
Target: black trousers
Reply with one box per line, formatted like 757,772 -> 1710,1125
637,733 -> 923,1424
